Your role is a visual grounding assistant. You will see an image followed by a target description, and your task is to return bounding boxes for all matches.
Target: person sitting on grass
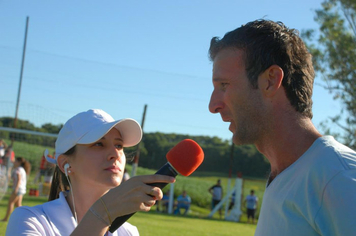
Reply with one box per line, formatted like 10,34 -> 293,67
173,190 -> 191,215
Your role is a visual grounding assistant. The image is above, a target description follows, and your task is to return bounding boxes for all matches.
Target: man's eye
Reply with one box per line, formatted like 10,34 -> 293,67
221,83 -> 228,89
94,142 -> 103,146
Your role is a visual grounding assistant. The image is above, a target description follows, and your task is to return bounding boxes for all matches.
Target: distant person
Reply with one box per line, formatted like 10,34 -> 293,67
3,145 -> 15,181
44,160 -> 55,184
0,139 -> 7,164
173,190 -> 191,215
44,152 -> 56,184
2,157 -> 31,221
228,190 -> 236,210
244,190 -> 258,224
161,191 -> 170,213
42,152 -> 56,184
155,190 -> 170,213
5,109 -> 175,235
208,179 -> 223,218
123,168 -> 130,182
33,153 -> 48,184
208,19 -> 356,235
0,139 -> 8,202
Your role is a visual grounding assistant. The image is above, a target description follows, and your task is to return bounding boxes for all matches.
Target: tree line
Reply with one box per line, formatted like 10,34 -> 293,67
302,0 -> 356,149
0,117 -> 270,179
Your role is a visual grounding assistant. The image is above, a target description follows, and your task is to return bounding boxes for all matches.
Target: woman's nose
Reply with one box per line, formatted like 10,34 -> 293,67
108,146 -> 121,161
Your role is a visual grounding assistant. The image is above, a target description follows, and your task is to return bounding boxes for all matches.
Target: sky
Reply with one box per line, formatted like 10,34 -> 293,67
0,0 -> 343,142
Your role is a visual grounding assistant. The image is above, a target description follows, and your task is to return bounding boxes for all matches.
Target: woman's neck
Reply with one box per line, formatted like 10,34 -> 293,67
66,184 -> 108,223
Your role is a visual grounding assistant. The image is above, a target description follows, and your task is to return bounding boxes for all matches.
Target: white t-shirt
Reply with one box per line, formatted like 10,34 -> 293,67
0,145 -> 5,157
12,166 -> 27,195
6,192 -> 139,236
255,136 -> 356,236
210,185 -> 223,200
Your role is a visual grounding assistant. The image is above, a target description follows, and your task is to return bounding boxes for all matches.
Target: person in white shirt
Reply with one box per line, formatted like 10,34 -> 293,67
0,139 -> 7,158
208,179 -> 223,218
244,190 -> 258,224
2,156 -> 31,221
6,109 -> 175,236
208,19 -> 356,235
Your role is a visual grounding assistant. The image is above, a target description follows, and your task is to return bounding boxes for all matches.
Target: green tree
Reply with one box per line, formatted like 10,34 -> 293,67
40,123 -> 62,134
302,0 -> 356,149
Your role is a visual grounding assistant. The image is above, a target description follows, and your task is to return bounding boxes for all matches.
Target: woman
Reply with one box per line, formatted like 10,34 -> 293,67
6,109 -> 175,235
0,139 -> 7,159
3,144 -> 15,180
2,156 -> 31,221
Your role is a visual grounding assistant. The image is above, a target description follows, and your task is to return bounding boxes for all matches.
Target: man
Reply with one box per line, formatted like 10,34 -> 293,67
208,179 -> 223,218
208,19 -> 356,235
173,190 -> 191,215
33,154 -> 47,184
244,190 -> 258,224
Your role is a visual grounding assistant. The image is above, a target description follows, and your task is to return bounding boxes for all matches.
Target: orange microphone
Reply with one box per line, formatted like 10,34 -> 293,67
109,139 -> 204,233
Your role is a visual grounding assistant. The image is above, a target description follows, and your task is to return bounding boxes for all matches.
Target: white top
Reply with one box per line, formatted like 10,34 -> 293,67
255,136 -> 356,236
6,192 -> 139,236
0,145 -> 5,157
210,185 -> 223,200
12,166 -> 27,195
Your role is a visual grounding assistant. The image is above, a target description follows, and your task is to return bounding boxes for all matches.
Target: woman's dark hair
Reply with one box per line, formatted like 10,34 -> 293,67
48,146 -> 76,201
15,157 -> 31,175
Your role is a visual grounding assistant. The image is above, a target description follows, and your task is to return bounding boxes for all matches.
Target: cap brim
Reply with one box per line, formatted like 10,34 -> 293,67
77,119 -> 142,147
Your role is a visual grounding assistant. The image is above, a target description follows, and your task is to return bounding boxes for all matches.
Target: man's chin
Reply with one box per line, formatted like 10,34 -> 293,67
232,133 -> 249,146
232,133 -> 242,145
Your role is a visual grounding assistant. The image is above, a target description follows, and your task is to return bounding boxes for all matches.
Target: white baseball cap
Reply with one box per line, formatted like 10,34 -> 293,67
45,109 -> 142,164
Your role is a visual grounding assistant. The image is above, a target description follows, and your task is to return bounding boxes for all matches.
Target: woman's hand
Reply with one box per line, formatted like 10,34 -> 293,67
103,174 -> 175,218
72,174 -> 175,236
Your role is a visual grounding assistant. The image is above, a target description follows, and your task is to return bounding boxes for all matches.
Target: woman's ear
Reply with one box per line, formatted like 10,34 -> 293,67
57,155 -> 69,175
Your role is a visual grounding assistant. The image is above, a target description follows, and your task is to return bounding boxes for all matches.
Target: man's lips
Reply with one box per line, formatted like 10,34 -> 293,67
222,118 -> 235,132
221,115 -> 234,132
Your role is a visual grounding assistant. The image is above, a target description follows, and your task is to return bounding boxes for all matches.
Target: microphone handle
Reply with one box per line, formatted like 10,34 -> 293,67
109,163 -> 178,233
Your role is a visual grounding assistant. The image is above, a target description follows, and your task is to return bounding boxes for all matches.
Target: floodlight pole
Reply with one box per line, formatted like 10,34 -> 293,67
131,104 -> 147,177
12,16 -> 29,145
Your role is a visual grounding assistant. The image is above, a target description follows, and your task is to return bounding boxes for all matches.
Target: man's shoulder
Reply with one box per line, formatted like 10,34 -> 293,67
312,136 -> 356,171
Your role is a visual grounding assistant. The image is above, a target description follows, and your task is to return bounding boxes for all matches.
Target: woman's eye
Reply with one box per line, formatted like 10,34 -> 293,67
115,144 -> 123,149
93,142 -> 103,147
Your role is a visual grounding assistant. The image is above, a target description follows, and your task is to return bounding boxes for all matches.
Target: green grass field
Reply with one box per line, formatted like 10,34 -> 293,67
0,139 -> 264,235
0,194 -> 257,235
0,175 -> 263,235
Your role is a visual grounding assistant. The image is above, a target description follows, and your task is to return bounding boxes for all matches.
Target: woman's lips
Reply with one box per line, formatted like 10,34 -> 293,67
105,166 -> 121,173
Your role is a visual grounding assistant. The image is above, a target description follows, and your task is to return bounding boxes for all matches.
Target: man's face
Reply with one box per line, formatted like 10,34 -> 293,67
209,48 -> 265,145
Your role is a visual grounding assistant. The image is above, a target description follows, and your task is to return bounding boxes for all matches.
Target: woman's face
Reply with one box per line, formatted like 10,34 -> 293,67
14,160 -> 20,168
70,128 -> 126,191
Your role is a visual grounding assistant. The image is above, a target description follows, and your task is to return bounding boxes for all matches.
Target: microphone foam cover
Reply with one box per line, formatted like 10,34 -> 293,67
166,139 -> 204,176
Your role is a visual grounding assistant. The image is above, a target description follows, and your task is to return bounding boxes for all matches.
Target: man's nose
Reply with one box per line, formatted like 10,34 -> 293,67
209,89 -> 223,114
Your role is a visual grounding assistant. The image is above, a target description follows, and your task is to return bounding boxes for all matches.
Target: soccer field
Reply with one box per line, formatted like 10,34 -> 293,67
0,194 -> 257,235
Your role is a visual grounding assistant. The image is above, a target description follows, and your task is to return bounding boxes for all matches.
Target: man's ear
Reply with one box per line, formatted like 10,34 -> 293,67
258,65 -> 284,97
57,155 -> 69,175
